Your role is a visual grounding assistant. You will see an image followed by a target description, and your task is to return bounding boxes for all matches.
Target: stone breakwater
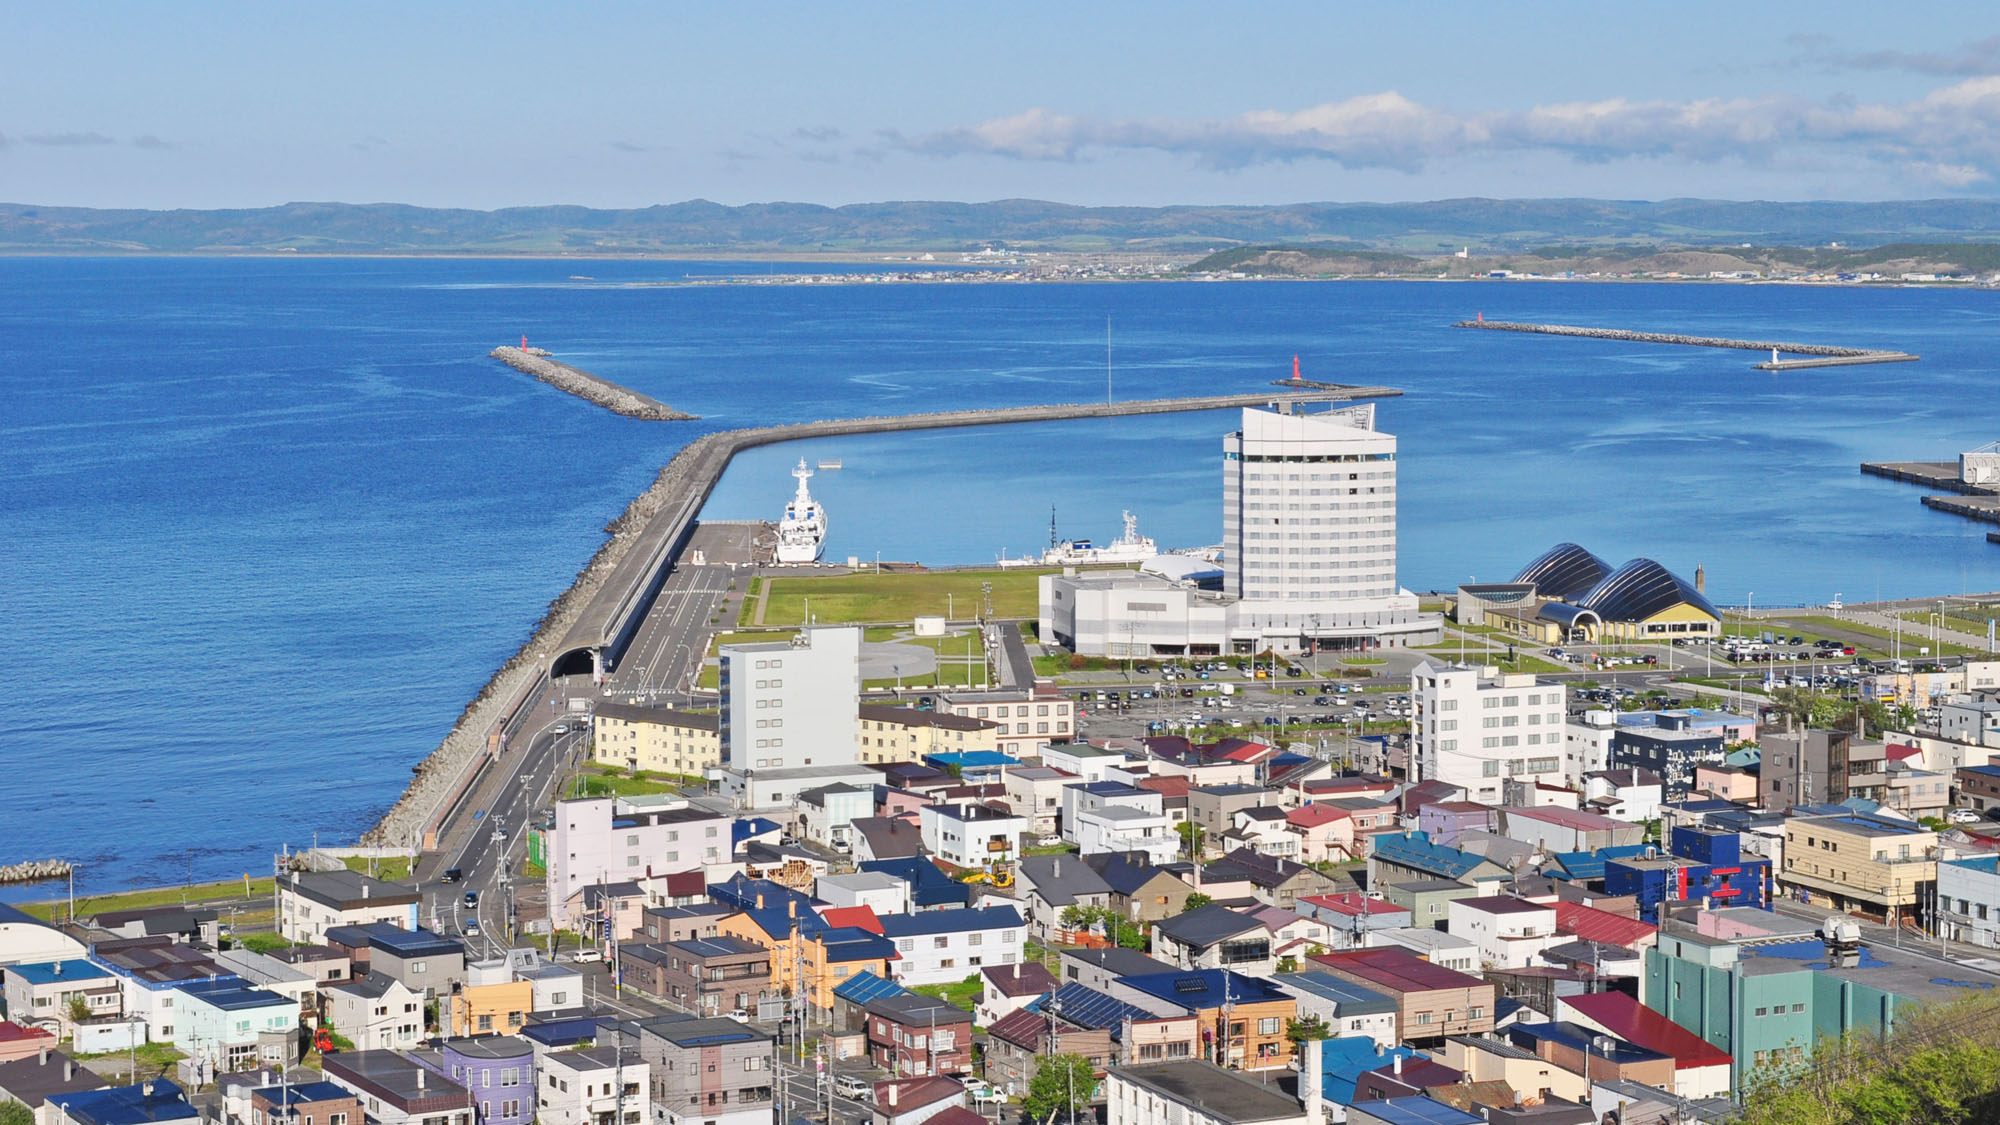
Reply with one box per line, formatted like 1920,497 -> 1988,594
364,379 -> 1400,847
490,346 -> 698,421
1452,320 -> 1918,368
0,858 -> 72,883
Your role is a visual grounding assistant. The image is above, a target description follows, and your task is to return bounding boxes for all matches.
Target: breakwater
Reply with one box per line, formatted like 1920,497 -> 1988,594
363,379 -> 1399,847
0,858 -> 72,884
490,346 -> 698,421
1453,320 -> 1918,368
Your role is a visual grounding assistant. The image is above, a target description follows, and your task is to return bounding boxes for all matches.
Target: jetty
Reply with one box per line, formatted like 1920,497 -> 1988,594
365,378 -> 1400,849
1860,460 -> 2000,538
1453,320 -> 1918,370
489,346 -> 698,421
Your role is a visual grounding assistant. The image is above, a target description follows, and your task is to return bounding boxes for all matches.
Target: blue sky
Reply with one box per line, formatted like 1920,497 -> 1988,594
6,2 -> 1999,209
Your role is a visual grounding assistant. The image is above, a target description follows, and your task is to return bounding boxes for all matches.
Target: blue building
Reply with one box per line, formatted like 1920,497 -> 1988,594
58,1080 -> 199,1125
1604,826 -> 1770,922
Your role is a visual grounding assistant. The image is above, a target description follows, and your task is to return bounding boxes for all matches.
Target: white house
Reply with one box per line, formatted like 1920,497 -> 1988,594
1411,662 -> 1568,804
174,978 -> 301,1072
877,906 -> 1026,986
1000,766 -> 1078,835
1363,927 -> 1480,974
277,871 -> 419,944
1106,1060 -> 1311,1125
1941,855 -> 2000,948
1445,896 -> 1559,971
1222,807 -> 1299,860
816,872 -> 912,916
1583,768 -> 1664,824
1039,744 -> 1132,783
1073,806 -> 1177,863
322,972 -> 424,1051
799,783 -> 876,852
544,798 -> 732,928
918,804 -> 1026,870
1061,781 -> 1160,840
537,1046 -> 649,1125
1562,711 -> 1619,786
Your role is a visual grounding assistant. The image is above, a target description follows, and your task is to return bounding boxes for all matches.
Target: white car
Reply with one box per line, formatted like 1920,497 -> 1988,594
1948,808 -> 1981,825
566,948 -> 603,964
833,1075 -> 872,1101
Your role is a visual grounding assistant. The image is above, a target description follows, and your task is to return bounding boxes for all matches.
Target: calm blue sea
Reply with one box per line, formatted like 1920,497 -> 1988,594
2,257 -> 1994,893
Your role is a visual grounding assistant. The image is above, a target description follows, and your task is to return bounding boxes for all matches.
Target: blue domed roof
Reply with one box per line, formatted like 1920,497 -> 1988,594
1514,543 -> 1614,601
1577,558 -> 1719,622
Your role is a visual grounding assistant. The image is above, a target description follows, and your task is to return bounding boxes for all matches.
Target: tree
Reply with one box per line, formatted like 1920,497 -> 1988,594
1024,1053 -> 1098,1125
1286,1015 -> 1331,1043
1183,892 -> 1214,910
1734,992 -> 2000,1125
0,1101 -> 34,1125
68,996 -> 91,1025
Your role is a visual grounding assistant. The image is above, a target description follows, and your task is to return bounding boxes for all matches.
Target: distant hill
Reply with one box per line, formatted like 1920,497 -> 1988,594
8,197 -> 2000,256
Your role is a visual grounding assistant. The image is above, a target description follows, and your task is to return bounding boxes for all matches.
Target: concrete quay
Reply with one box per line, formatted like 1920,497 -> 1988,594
1860,461 -> 1997,496
365,378 -> 1398,846
1454,319 -> 1917,368
490,346 -> 697,421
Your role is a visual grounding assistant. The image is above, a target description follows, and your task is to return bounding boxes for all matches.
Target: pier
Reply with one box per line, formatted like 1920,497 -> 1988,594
490,346 -> 698,421
365,377 -> 1399,847
1859,460 -> 2000,539
1454,320 -> 1918,369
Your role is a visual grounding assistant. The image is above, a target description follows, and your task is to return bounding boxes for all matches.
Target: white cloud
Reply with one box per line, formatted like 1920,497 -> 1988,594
893,79 -> 2000,188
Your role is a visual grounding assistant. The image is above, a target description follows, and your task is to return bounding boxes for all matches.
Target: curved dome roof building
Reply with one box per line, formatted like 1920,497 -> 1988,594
1578,558 -> 1721,623
1514,543 -> 1614,601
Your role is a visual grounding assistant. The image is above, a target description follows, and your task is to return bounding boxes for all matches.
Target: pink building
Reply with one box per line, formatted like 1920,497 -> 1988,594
1415,801 -> 1496,847
1285,804 -> 1355,862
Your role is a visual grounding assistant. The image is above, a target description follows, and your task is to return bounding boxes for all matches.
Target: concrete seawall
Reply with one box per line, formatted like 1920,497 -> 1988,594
1454,320 -> 1918,368
362,380 -> 1398,846
490,346 -> 697,421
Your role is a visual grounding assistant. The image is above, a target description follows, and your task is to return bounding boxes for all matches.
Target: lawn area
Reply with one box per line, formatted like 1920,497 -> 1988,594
911,973 -> 985,1015
342,855 -> 413,881
18,876 -> 277,921
236,932 -> 294,954
568,768 -> 689,799
1488,654 -> 1571,675
1774,615 -> 1981,657
73,1041 -> 185,1068
1021,841 -> 1077,857
759,569 -> 1050,626
1032,652 -> 1124,676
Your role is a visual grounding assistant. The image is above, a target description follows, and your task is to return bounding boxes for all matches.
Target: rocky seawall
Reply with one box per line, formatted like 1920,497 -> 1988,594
490,346 -> 698,421
0,858 -> 72,884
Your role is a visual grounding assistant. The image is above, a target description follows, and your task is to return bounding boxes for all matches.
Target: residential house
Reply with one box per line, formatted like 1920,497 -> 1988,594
868,1076 -> 968,1125
1415,802 -> 1496,848
647,936 -> 771,1017
1508,1022 -> 1676,1089
1201,848 -> 1340,909
878,907 -> 1025,987
858,859 -> 969,912
567,883 -> 650,944
89,908 -> 220,948
865,993 -> 973,1077
1,961 -> 120,1036
324,924 -> 466,1001
321,1050 -> 475,1125
631,1015 -> 774,1125
715,902 -> 896,1016
0,1048 -> 108,1125
1551,902 -> 1658,957
1559,991 -> 1733,1099
1105,1060 -> 1311,1125
534,1047 -> 647,1125
208,948 -> 316,1009
799,784 -> 875,853
850,818 -> 927,865
1063,782 -> 1164,840
1151,906 -> 1274,976
1954,762 -> 2000,814
1138,775 -> 1193,828
975,963 -> 1055,1028
1012,854 -> 1112,941
1440,1035 -> 1587,1104
424,1037 -> 536,1125
814,873 -> 911,916
635,905 -> 733,945
1075,806 -> 1177,864
1053,947 -> 1177,993
1186,786 -> 1279,852
1222,806 -> 1298,860
1085,856 -> 1197,924
1040,743 -> 1131,782
1760,729 -> 1889,811
1445,897 -> 1560,971
1582,769 -> 1664,823
1284,805 -> 1354,863
1939,854 -> 2000,948
1295,894 -> 1412,949
545,799 -> 732,929
1001,766 -> 1079,835
983,1007 -> 1114,1097
1381,880 -> 1484,931
917,804 -> 1025,870
321,972 -> 424,1052
1369,833 -> 1510,893
247,1081 -> 364,1125
276,872 -> 418,944
58,1080 -> 200,1125
268,946 -> 350,986
1363,927 -> 1481,974
1112,970 -> 1296,1071
1495,807 -> 1643,854
1309,948 -> 1497,1043
88,938 -> 228,1046
1272,969 -> 1399,1047
0,1024 -> 55,1064
442,958 -> 531,1038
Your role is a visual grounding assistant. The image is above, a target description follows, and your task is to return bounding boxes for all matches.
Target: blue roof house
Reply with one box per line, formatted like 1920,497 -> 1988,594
174,979 -> 300,1071
877,905 -> 1024,986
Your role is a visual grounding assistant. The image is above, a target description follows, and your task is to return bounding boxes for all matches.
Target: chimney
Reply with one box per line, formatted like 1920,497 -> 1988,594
143,1082 -> 154,1098
1052,859 -> 1061,879
362,883 -> 371,899
52,963 -> 60,977
1301,1036 -> 1324,1125
889,1084 -> 899,1108
757,893 -> 766,910
38,1046 -> 48,1065
65,1060 -> 75,1081
417,1069 -> 426,1090
1393,1054 -> 1403,1077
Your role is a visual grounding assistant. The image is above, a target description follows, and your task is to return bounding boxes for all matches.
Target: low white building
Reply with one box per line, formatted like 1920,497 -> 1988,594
1106,1060 -> 1312,1125
321,972 -> 424,1051
1941,855 -> 2000,948
1073,806 -> 1177,863
1061,782 -> 1161,843
878,906 -> 1026,986
277,871 -> 419,944
815,872 -> 911,916
1363,927 -> 1479,974
1583,768 -> 1664,823
1562,711 -> 1618,786
174,978 -> 301,1071
1000,766 -> 1078,835
209,948 -> 318,1008
918,804 -> 1026,870
1445,896 -> 1559,971
537,1046 -> 648,1125
1039,744 -> 1132,783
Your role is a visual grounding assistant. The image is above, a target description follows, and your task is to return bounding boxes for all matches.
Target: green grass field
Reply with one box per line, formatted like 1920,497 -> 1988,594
17,876 -> 278,921
911,973 -> 985,1014
342,855 -> 412,881
569,768 -> 691,799
758,569 -> 1051,626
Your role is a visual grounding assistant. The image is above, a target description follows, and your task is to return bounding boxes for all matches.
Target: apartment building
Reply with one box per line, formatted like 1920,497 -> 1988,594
321,1051 -> 475,1125
536,1047 -> 647,1125
937,687 -> 1074,756
1939,854 -> 2000,948
1760,729 -> 1889,811
545,798 -> 732,928
1410,662 -> 1568,804
632,1016 -> 774,1125
1780,813 -> 1938,925
878,906 -> 1025,986
592,705 -> 719,776
1444,897 -> 1560,971
720,626 -> 862,772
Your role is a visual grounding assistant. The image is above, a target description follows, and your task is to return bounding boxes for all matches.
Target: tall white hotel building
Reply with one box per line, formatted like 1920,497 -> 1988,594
1040,403 -> 1439,656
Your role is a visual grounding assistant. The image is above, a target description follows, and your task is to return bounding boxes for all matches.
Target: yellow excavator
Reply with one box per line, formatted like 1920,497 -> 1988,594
959,863 -> 1015,889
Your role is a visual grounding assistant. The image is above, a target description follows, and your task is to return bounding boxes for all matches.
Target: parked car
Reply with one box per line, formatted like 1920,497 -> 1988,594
441,867 -> 463,883
567,948 -> 604,964
834,1075 -> 872,1101
1948,808 -> 1982,825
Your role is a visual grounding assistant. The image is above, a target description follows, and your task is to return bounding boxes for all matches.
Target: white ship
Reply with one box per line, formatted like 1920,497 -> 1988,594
999,509 -> 1158,568
774,459 -> 827,564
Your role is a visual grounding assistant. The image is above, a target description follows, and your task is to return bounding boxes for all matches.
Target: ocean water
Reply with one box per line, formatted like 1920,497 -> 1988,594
2,257 -> 1995,893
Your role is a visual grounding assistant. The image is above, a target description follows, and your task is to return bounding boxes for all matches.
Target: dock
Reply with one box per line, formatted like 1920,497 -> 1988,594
490,346 -> 698,421
1860,461 -> 1995,496
1924,495 -> 2000,526
1454,320 -> 1918,369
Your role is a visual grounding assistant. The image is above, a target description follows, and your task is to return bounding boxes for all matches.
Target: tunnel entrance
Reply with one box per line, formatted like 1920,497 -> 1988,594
551,646 -> 598,680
